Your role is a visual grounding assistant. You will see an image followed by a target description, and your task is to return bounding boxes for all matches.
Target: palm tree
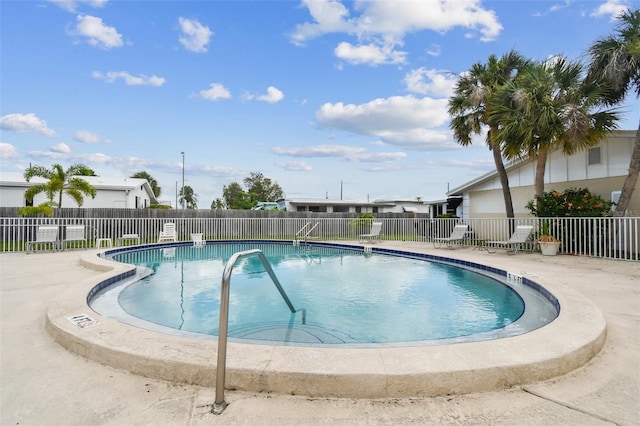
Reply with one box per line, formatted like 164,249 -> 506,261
211,198 -> 226,209
131,171 -> 161,198
448,50 -> 529,218
24,163 -> 97,208
179,185 -> 198,209
586,8 -> 640,216
492,57 -> 619,198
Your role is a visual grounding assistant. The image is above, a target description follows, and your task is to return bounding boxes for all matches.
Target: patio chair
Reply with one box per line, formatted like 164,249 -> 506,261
359,222 -> 383,244
191,233 -> 205,247
433,224 -> 469,249
158,222 -> 177,243
26,225 -> 59,254
485,225 -> 534,255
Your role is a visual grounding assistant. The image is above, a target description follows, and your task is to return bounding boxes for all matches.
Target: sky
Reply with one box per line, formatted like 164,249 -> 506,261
1,0 -> 639,208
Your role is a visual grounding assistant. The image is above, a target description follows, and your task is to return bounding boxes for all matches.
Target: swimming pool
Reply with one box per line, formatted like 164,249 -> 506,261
90,241 -> 558,346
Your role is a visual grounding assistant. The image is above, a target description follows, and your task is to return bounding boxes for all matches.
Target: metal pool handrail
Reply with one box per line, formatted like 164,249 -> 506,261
213,248 -> 306,415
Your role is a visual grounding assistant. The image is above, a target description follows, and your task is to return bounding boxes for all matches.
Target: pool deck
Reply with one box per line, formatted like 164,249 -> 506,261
1,242 -> 639,425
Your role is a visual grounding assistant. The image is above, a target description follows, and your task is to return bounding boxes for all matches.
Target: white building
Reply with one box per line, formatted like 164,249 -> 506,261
278,198 -> 432,214
447,130 -> 639,218
0,174 -> 158,209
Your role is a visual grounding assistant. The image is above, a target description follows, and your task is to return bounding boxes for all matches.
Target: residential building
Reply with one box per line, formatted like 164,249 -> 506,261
0,174 -> 158,209
447,130 -> 639,219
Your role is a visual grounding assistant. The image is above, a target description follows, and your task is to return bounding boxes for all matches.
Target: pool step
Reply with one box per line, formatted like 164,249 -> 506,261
228,322 -> 366,344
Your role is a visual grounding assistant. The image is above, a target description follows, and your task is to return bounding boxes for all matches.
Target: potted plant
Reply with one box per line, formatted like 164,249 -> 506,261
537,220 -> 561,256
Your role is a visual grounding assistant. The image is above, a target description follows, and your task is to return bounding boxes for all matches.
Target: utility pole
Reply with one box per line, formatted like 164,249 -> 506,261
181,151 -> 185,209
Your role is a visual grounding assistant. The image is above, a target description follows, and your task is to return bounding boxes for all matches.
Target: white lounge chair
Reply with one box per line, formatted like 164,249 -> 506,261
191,233 -> 205,247
433,224 -> 469,249
485,225 -> 534,255
117,233 -> 140,246
359,222 -> 382,243
26,225 -> 59,254
62,225 -> 86,251
158,223 -> 177,243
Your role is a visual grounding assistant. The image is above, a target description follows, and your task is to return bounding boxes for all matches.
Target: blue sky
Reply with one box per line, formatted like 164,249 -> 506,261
1,0 -> 638,207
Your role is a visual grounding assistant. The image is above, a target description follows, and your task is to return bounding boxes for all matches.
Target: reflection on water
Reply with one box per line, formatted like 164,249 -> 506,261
111,243 -> 527,343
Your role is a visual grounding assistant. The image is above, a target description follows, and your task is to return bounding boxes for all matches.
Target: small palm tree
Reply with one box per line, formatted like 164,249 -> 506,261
211,198 -> 226,209
448,50 -> 529,218
24,163 -> 97,208
492,57 -> 619,198
586,8 -> 640,216
179,185 -> 198,209
131,170 -> 162,198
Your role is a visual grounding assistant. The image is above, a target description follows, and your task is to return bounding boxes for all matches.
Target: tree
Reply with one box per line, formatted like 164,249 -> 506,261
131,171 -> 161,198
211,198 -> 226,209
492,57 -> 619,198
448,50 -> 529,218
223,172 -> 285,210
222,182 -> 254,210
586,8 -> 640,216
24,163 -> 97,208
179,185 -> 198,209
243,172 -> 284,202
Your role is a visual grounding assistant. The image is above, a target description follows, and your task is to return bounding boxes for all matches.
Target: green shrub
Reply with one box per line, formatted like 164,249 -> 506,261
17,203 -> 53,217
526,187 -> 613,217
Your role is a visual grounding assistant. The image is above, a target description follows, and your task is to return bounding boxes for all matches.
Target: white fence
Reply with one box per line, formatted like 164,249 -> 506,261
0,216 -> 638,261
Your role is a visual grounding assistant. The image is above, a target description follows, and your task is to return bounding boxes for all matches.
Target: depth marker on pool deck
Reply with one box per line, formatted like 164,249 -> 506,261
67,314 -> 99,328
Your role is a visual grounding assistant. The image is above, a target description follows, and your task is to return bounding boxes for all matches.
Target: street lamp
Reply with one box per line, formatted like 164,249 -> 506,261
181,151 -> 185,209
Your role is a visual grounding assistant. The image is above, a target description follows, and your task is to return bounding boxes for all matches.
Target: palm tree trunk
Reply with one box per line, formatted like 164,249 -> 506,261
491,143 -> 515,218
613,120 -> 640,217
535,149 -> 548,198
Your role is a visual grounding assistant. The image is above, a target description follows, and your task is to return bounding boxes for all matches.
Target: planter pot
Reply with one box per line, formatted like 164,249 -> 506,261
539,240 -> 561,256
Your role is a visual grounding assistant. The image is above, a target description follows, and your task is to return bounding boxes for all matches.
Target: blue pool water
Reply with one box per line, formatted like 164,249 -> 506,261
91,241 -> 558,345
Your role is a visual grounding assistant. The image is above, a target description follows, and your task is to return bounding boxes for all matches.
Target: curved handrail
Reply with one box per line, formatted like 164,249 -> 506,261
213,249 -> 306,414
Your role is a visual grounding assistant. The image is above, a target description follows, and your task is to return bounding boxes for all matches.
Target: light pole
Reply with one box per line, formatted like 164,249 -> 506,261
181,151 -> 185,209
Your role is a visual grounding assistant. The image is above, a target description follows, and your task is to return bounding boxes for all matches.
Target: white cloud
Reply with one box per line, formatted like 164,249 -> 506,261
590,0 -> 630,20
403,68 -> 457,97
289,0 -> 355,46
426,43 -> 441,57
74,130 -> 110,144
334,41 -> 406,65
271,144 -> 366,158
198,83 -> 232,101
290,0 -> 502,66
70,14 -> 123,49
276,160 -> 313,171
0,143 -> 19,160
349,152 -> 407,162
49,0 -> 107,12
0,113 -> 56,137
92,71 -> 165,86
257,86 -> 285,103
51,142 -> 72,153
178,17 -> 213,53
315,95 -> 452,149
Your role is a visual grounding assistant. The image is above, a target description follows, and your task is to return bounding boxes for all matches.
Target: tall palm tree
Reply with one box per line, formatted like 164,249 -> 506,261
24,163 -> 97,208
448,50 -> 529,218
131,170 -> 162,198
587,8 -> 640,216
492,57 -> 619,198
179,185 -> 198,209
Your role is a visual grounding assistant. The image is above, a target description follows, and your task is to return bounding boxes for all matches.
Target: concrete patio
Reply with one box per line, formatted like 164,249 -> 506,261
1,242 -> 638,425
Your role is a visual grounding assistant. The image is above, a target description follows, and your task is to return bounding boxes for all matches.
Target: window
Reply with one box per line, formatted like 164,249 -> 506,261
588,147 -> 601,165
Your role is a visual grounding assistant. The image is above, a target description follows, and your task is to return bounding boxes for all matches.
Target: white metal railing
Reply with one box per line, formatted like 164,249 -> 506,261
0,216 -> 638,261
